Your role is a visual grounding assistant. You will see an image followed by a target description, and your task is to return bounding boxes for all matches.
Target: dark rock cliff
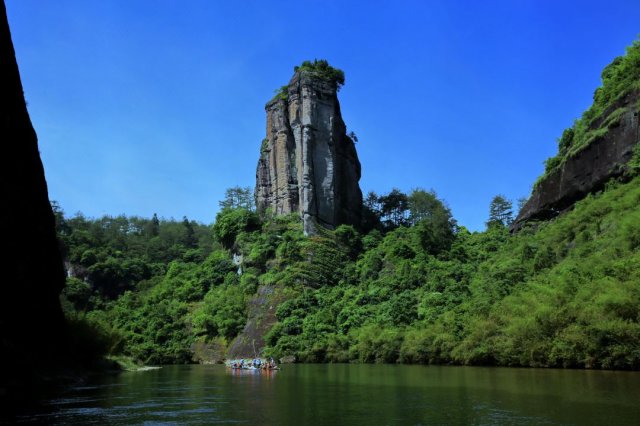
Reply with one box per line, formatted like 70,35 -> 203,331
0,0 -> 66,393
255,69 -> 363,235
514,91 -> 640,227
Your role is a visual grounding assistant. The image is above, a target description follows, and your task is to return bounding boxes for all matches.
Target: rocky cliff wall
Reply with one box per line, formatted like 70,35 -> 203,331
514,91 -> 640,226
255,70 -> 362,235
0,0 -> 66,391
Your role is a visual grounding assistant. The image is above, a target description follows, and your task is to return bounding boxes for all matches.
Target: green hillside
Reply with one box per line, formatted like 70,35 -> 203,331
56,176 -> 640,369
56,40 -> 640,370
541,39 -> 640,181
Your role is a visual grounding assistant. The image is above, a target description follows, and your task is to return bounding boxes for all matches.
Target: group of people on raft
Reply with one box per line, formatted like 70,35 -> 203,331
227,357 -> 278,370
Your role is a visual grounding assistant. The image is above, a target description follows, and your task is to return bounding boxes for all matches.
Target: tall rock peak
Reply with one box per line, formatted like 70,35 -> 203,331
255,61 -> 362,235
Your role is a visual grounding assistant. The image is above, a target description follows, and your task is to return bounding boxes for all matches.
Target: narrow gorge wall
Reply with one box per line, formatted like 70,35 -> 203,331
255,70 -> 362,235
0,0 -> 66,384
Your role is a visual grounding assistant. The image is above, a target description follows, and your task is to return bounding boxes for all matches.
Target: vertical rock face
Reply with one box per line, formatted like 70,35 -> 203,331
0,0 -> 66,379
255,69 -> 362,235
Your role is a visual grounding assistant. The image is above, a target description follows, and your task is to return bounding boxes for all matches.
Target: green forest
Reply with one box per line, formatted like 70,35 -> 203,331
57,177 -> 640,369
58,40 -> 640,370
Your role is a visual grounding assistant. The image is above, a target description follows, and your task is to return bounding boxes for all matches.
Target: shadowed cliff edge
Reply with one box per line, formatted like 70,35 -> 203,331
513,91 -> 640,229
513,40 -> 640,230
0,0 -> 68,408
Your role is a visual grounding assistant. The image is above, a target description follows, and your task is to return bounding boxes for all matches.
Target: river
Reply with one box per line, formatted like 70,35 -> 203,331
16,364 -> 640,425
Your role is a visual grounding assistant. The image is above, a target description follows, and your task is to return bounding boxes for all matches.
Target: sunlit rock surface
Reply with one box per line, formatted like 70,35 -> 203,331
255,70 -> 362,235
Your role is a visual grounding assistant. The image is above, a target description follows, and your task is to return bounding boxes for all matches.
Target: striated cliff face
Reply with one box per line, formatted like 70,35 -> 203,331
1,0 -> 66,390
514,91 -> 640,227
255,69 -> 362,235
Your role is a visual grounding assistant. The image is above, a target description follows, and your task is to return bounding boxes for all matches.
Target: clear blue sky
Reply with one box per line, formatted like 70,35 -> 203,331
6,1 -> 640,230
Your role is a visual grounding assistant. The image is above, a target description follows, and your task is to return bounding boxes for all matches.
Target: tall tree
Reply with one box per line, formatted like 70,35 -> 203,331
363,191 -> 380,212
182,216 -> 198,248
379,188 -> 409,229
219,186 -> 254,211
147,213 -> 160,237
487,195 -> 514,228
407,188 -> 444,225
361,191 -> 382,232
408,189 -> 457,255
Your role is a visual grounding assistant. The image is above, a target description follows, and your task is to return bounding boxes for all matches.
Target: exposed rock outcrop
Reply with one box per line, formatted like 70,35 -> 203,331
255,67 -> 362,235
0,0 -> 66,395
226,285 -> 290,359
514,91 -> 640,227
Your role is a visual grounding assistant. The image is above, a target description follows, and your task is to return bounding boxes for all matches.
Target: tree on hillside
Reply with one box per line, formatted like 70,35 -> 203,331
487,195 -> 513,228
362,191 -> 383,232
408,188 -> 445,225
379,189 -> 409,229
146,213 -> 160,237
182,216 -> 198,248
212,208 -> 261,249
219,186 -> 255,211
409,190 -> 457,255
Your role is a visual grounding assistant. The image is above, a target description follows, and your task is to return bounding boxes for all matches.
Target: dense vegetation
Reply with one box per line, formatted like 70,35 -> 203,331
541,39 -> 640,179
54,208 -> 219,364
260,180 -> 640,368
57,42 -> 640,370
57,177 -> 640,369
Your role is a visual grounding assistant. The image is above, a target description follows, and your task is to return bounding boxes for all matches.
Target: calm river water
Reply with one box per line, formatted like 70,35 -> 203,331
16,364 -> 640,425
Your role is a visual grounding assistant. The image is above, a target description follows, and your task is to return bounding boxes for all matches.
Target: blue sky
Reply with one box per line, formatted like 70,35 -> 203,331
6,0 -> 640,230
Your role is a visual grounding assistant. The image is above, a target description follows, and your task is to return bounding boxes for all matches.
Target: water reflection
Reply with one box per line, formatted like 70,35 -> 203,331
14,364 -> 640,425
228,367 -> 279,379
